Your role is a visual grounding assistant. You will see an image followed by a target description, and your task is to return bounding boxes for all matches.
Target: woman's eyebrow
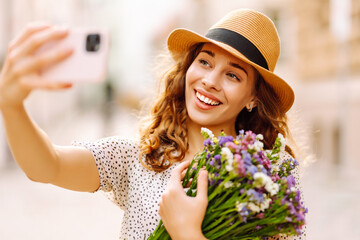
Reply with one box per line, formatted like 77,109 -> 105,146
200,50 -> 215,57
229,62 -> 248,76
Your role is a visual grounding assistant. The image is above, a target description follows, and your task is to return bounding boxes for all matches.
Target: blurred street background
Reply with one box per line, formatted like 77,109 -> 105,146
0,0 -> 360,239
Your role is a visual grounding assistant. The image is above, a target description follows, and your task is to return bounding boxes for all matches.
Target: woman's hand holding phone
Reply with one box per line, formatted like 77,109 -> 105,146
0,23 -> 74,110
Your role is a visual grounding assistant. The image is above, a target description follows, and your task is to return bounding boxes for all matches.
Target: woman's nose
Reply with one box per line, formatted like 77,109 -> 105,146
201,71 -> 221,91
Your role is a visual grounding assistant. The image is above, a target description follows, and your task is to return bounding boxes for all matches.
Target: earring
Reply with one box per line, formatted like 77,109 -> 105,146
247,104 -> 253,112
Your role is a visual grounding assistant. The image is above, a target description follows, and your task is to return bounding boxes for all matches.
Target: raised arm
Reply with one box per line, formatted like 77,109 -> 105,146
0,23 -> 100,192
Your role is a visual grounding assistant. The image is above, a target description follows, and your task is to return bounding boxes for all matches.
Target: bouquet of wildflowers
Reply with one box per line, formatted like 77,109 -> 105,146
149,128 -> 307,240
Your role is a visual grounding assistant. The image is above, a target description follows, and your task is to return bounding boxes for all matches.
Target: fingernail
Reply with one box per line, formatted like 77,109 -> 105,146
63,83 -> 73,88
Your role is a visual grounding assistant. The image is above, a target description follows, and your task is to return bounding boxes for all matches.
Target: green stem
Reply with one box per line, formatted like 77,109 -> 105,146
204,215 -> 236,237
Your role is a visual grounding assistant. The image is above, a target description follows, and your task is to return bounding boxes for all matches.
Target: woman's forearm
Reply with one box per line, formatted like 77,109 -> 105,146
1,104 -> 59,183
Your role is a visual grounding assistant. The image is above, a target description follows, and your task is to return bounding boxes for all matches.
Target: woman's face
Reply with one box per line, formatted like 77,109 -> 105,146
185,43 -> 257,134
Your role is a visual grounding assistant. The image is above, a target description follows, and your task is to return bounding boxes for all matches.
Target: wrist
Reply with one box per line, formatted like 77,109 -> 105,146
0,102 -> 25,114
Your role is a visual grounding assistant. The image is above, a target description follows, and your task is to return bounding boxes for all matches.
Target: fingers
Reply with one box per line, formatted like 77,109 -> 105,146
23,79 -> 73,90
11,45 -> 73,78
9,26 -> 70,63
196,170 -> 208,202
170,161 -> 191,183
181,169 -> 186,179
19,75 -> 73,91
8,22 -> 51,51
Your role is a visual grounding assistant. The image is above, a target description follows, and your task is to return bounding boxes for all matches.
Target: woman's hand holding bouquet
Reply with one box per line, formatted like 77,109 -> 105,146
150,128 -> 307,240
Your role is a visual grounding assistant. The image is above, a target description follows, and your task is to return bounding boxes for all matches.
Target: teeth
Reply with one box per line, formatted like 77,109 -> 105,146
196,91 -> 220,106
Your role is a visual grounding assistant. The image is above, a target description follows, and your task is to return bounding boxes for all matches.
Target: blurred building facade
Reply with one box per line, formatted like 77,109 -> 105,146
292,0 -> 360,171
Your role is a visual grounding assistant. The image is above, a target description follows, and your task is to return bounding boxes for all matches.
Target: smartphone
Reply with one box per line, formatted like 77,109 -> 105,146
38,28 -> 110,83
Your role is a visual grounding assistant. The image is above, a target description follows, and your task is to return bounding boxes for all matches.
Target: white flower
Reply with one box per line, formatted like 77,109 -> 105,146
248,202 -> 261,213
236,201 -> 247,212
253,172 -> 271,188
221,147 -> 234,172
201,127 -> 214,139
224,181 -> 234,189
278,133 -> 286,151
256,134 -> 264,140
260,197 -> 271,211
265,182 -> 280,196
254,172 -> 279,196
254,140 -> 264,151
225,165 -> 234,172
272,165 -> 280,173
221,147 -> 233,162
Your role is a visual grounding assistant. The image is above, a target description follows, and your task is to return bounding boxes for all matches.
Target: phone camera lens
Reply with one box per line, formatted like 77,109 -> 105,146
86,34 -> 101,52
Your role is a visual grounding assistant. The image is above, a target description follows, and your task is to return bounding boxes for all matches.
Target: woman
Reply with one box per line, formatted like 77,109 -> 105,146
0,9 -> 305,239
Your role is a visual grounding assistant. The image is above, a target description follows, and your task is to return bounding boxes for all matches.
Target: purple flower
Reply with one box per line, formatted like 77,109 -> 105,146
209,179 -> 215,185
259,165 -> 268,175
214,154 -> 221,164
296,212 -> 305,222
286,175 -> 296,189
218,135 -> 234,146
295,226 -> 302,235
247,189 -> 264,203
206,153 -> 211,160
271,174 -> 280,182
209,159 -> 215,166
294,190 -> 301,203
238,129 -> 245,136
247,165 -> 258,176
225,141 -> 239,152
242,150 -> 252,165
239,206 -> 249,223
287,203 -> 296,215
242,131 -> 256,145
203,139 -> 213,146
235,154 -> 246,176
262,157 -> 272,169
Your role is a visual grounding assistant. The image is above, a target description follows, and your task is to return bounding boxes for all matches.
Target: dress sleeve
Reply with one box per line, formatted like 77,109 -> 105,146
72,136 -> 139,210
266,151 -> 307,240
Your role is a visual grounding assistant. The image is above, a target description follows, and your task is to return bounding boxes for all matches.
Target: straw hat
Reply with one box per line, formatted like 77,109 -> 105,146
167,9 -> 294,113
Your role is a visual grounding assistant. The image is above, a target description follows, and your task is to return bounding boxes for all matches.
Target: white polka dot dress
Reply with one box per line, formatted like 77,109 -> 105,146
73,137 -> 179,239
73,137 -> 306,240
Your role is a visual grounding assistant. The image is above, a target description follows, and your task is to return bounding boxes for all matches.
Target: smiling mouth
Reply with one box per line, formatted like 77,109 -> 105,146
195,91 -> 221,106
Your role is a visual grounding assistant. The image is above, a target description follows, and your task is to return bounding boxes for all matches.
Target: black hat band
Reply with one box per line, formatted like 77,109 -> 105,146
205,28 -> 269,70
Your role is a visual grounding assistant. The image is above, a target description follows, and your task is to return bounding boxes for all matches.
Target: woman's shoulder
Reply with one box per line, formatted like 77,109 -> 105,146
95,136 -> 139,147
72,136 -> 141,156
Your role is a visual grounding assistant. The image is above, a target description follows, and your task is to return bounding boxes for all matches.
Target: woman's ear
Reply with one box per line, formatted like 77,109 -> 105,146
246,97 -> 257,112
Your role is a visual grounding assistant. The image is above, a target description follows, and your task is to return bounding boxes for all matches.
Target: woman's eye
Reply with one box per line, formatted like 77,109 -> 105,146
199,59 -> 210,67
227,73 -> 240,81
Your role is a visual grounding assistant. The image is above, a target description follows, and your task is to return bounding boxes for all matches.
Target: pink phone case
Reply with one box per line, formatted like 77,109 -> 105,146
38,28 -> 110,83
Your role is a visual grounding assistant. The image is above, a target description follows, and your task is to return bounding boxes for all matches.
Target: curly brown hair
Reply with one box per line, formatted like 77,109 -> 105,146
139,43 -> 293,172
